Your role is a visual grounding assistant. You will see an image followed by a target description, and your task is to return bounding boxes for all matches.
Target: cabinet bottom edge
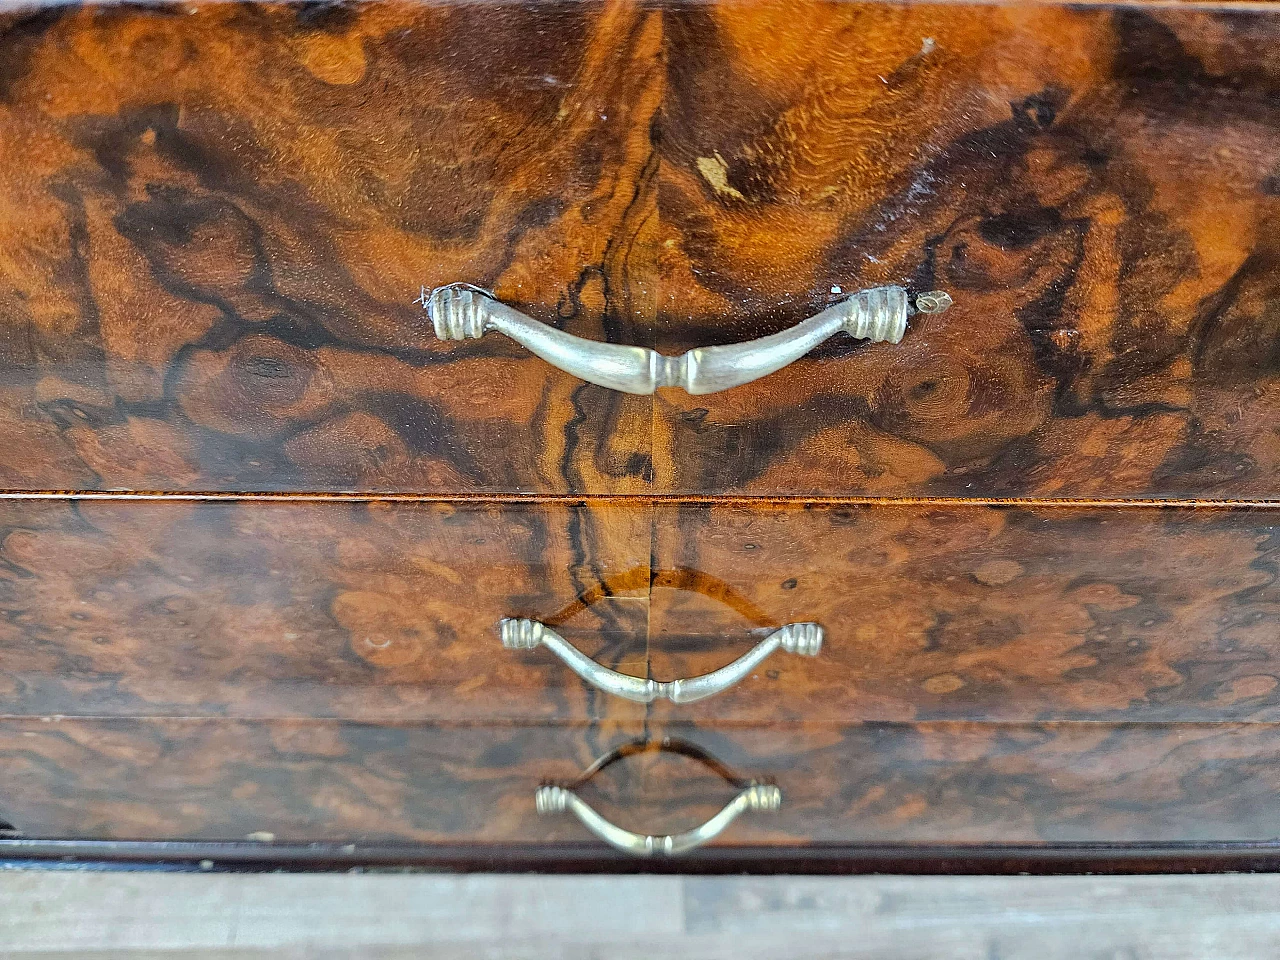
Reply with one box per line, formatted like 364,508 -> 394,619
6,838 -> 1280,875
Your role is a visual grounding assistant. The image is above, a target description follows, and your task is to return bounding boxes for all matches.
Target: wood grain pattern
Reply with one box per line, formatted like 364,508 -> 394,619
0,719 -> 641,843
647,502 -> 1280,723
5,0 -> 1280,859
4,718 -> 1280,844
1,1 -> 1280,496
650,2 -> 1280,498
0,0 -> 660,495
3,497 -> 1278,724
0,498 -> 650,722
661,721 -> 1280,844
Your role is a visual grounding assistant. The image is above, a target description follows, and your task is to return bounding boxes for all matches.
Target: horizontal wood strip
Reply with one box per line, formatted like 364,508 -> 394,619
0,497 -> 652,724
10,838 -> 1280,875
7,873 -> 1280,958
4,490 -> 1280,509
2,498 -> 1277,723
5,715 -> 1280,727
4,719 -> 1280,845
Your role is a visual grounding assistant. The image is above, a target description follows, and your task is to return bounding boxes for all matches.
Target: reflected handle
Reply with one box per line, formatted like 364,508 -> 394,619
535,782 -> 781,857
424,283 -> 951,395
500,619 -> 822,704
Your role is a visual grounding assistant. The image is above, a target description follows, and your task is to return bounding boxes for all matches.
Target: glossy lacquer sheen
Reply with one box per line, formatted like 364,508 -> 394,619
0,498 -> 651,724
0,1 -> 1279,496
6,719 -> 1280,846
4,0 -> 1280,870
2,498 -> 1278,725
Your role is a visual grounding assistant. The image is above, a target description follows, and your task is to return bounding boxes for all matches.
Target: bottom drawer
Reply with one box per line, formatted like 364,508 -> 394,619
2,719 -> 1279,849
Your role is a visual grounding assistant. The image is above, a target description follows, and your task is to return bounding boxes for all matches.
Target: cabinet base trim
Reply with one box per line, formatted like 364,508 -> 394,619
6,839 -> 1280,875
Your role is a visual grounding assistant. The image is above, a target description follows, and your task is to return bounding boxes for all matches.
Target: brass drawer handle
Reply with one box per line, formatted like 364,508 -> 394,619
499,618 -> 822,703
424,283 -> 952,395
536,781 -> 781,857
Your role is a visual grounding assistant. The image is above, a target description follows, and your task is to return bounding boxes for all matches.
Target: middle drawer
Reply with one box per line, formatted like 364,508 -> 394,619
0,497 -> 1274,724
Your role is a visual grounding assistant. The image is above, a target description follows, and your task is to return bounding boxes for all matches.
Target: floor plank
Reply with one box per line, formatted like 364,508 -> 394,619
2,872 -> 1279,958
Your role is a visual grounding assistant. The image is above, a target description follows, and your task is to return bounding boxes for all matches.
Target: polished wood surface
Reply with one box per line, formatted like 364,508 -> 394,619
650,2 -> 1280,499
0,719 -> 638,843
2,498 -> 1277,723
647,502 -> 1280,723
4,718 -> 1280,844
0,0 -> 658,495
0,498 -> 649,723
645,721 -> 1280,844
4,0 -> 1280,863
1,0 -> 1279,496
3,493 -> 1279,853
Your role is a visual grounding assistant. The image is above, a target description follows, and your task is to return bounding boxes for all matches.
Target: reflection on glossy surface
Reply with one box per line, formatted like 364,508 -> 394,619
6,499 -> 1280,724
2,1 -> 1280,495
0,498 -> 649,724
6,720 -> 1280,845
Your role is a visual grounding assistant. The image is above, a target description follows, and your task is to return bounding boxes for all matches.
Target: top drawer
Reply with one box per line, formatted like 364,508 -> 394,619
1,0 -> 1278,497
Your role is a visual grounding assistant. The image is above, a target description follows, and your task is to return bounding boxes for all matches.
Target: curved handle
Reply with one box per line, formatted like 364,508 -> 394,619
535,782 -> 781,857
499,618 -> 822,704
424,283 -> 952,395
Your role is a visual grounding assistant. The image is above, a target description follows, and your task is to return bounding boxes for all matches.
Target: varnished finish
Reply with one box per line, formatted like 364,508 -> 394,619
650,1 -> 1280,499
0,1 -> 1279,496
2,498 -> 1278,723
0,0 -> 658,495
5,0 -> 1280,869
0,498 -> 650,722
4,719 -> 1280,844
647,502 -> 1280,723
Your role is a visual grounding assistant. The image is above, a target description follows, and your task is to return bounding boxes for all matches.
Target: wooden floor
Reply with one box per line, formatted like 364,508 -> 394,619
2,872 -> 1279,958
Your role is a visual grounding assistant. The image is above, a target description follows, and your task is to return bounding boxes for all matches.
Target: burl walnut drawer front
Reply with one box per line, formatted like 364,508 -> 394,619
0,498 -> 650,723
3,498 -> 1278,725
646,503 -> 1280,724
5,719 -> 1280,846
2,0 -> 1280,498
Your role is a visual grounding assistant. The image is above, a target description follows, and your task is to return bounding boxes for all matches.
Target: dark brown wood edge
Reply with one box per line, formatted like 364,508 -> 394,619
5,0 -> 1272,14
3,0 -> 1273,17
4,491 -> 1280,509
6,839 -> 1280,874
865,0 -> 1280,9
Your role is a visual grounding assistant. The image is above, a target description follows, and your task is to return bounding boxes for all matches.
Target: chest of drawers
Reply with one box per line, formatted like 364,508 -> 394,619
2,0 -> 1280,871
